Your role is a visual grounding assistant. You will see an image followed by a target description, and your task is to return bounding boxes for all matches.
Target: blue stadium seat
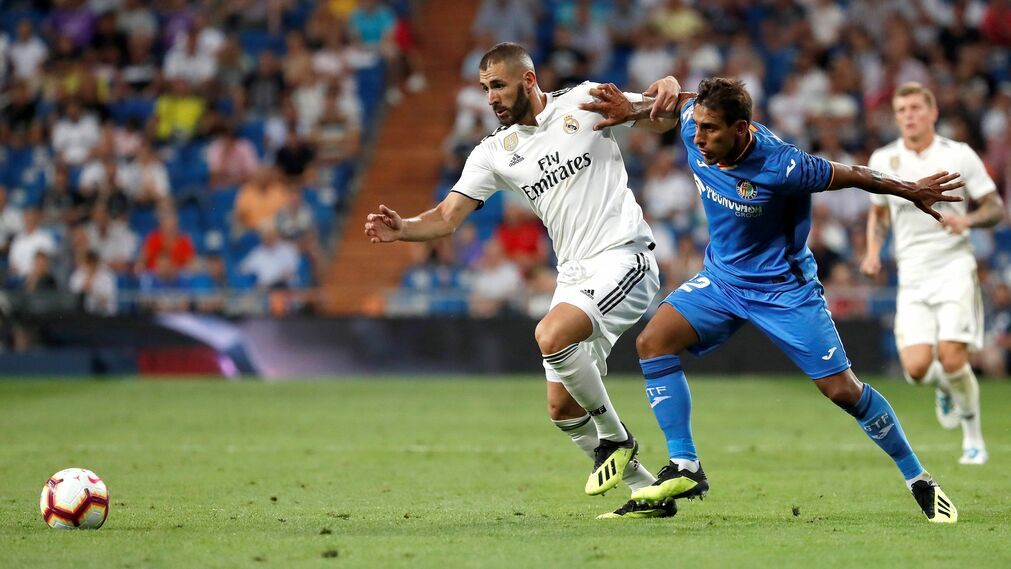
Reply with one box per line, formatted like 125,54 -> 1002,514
469,192 -> 505,240
227,231 -> 261,264
206,186 -> 238,232
355,62 -> 386,133
129,207 -> 158,239
237,119 -> 266,159
238,30 -> 284,57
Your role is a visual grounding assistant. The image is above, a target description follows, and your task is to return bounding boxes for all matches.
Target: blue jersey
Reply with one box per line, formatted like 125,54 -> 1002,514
680,99 -> 834,287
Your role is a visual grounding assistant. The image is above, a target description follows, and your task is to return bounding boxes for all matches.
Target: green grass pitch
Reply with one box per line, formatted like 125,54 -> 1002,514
1,376 -> 1009,568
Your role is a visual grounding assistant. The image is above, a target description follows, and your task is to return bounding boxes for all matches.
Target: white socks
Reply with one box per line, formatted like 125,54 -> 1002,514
671,458 -> 700,473
940,363 -> 985,450
552,414 -> 655,491
905,360 -> 943,385
543,344 -> 627,442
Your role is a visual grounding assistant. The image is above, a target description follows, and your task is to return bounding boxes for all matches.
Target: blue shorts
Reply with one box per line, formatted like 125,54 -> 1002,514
663,270 -> 851,379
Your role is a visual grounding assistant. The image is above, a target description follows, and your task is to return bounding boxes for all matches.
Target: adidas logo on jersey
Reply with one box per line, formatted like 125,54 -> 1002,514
509,154 -> 525,167
580,289 -> 594,299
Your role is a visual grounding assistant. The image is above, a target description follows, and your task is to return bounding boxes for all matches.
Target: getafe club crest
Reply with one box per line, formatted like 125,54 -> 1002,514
503,132 -> 518,152
563,115 -> 579,134
736,180 -> 758,200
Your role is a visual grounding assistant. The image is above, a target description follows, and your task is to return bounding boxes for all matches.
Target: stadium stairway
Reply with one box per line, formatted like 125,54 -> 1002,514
322,0 -> 478,315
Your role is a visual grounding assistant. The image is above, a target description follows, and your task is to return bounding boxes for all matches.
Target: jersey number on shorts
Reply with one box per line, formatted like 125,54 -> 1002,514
678,275 -> 712,293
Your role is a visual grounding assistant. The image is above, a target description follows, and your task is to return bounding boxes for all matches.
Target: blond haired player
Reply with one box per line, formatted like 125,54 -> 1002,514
365,43 -> 680,518
862,82 -> 1004,465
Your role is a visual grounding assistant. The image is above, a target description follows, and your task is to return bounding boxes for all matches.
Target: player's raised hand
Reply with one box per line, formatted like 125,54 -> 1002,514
644,76 -> 681,121
364,204 -> 403,243
580,83 -> 634,131
906,171 -> 964,221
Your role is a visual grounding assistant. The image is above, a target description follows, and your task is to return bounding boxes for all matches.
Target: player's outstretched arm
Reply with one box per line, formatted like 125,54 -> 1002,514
579,79 -> 694,133
364,192 -> 479,243
860,204 -> 890,277
828,164 -> 964,222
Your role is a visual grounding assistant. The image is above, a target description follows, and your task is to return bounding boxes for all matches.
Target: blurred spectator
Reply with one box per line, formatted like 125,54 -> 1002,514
116,0 -> 158,40
152,79 -> 206,141
666,234 -> 705,289
8,208 -> 57,278
472,0 -> 535,47
627,25 -> 675,92
85,205 -> 137,274
163,29 -> 218,87
207,125 -> 260,189
291,69 -> 328,132
235,167 -> 290,232
282,30 -> 315,87
123,142 -> 171,207
641,151 -> 697,228
91,11 -> 128,65
46,0 -> 97,49
2,82 -> 39,138
244,50 -> 286,118
274,125 -> 316,182
69,250 -> 117,315
543,27 -> 589,88
79,151 -> 131,219
121,35 -> 158,94
136,210 -> 196,273
983,282 -> 1011,375
313,81 -> 362,164
41,165 -> 79,228
9,20 -> 48,83
524,265 -> 558,318
652,0 -> 706,44
981,0 -> 1011,46
452,222 -> 484,270
239,223 -> 300,289
0,186 -> 25,258
469,237 -> 523,317
51,99 -> 101,166
495,199 -> 548,274
22,251 -> 59,293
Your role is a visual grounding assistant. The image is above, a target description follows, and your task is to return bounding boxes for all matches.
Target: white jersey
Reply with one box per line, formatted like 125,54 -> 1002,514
450,82 -> 654,265
868,135 -> 996,283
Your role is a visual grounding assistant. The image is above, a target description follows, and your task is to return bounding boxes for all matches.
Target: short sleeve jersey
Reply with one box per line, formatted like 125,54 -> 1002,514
449,82 -> 654,265
680,99 -> 834,286
868,136 -> 997,281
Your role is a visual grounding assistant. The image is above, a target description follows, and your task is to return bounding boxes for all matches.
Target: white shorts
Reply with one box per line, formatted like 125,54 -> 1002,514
894,269 -> 984,352
544,245 -> 660,381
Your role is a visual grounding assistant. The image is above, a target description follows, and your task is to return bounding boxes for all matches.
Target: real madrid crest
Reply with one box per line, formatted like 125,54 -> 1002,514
563,115 -> 579,134
736,179 -> 758,200
889,155 -> 900,171
503,132 -> 518,152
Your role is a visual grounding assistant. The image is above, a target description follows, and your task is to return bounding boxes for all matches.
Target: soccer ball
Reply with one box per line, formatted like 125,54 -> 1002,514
39,468 -> 110,529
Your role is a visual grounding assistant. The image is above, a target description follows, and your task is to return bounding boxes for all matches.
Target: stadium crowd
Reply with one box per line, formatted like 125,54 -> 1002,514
0,0 -> 425,322
394,0 -> 1011,374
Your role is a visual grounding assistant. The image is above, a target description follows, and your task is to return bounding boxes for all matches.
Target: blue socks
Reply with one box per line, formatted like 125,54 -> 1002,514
640,355 -> 697,461
843,384 -> 924,480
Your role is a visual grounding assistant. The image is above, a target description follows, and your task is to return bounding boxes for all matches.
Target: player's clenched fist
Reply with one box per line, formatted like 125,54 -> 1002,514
364,204 -> 403,243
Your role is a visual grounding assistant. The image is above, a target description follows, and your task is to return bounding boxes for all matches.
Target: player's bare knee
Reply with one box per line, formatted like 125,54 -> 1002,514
817,373 -> 863,407
938,346 -> 968,374
903,362 -> 932,384
635,328 -> 680,359
535,321 -> 567,356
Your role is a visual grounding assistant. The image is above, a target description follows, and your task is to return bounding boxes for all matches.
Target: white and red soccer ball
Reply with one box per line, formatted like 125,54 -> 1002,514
39,468 -> 109,529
